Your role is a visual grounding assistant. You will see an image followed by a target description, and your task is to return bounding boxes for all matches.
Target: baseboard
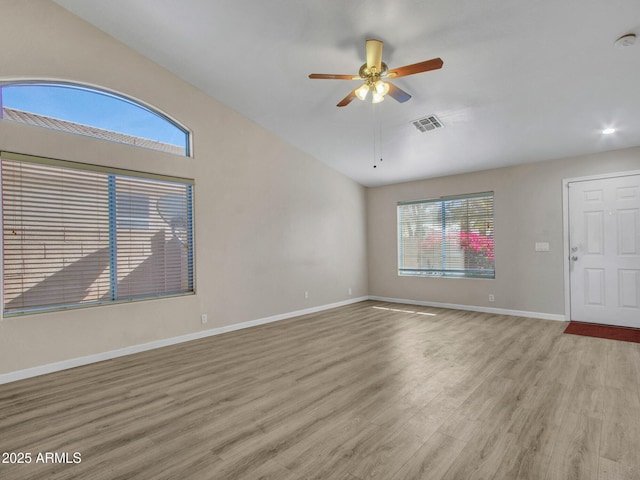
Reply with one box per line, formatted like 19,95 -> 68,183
0,294 -> 563,385
368,296 -> 567,322
0,296 -> 368,385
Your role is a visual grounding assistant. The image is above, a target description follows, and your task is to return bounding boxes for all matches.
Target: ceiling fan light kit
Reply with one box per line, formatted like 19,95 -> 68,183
353,75 -> 390,103
309,38 -> 443,107
355,83 -> 369,101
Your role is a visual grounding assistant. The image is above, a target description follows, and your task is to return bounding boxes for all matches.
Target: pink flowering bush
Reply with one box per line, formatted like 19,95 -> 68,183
420,231 -> 494,270
459,232 -> 494,261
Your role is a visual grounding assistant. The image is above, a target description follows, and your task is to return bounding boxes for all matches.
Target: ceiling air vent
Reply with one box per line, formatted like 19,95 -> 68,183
411,115 -> 443,133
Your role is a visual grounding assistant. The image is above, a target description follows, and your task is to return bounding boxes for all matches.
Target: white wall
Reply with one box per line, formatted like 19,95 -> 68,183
367,147 -> 640,317
0,0 -> 368,375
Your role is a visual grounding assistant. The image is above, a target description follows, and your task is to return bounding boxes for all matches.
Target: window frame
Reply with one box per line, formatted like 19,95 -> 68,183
397,191 -> 495,279
1,151 -> 196,317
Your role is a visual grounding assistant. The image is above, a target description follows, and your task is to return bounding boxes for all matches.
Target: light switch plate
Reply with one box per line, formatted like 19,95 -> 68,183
535,242 -> 550,252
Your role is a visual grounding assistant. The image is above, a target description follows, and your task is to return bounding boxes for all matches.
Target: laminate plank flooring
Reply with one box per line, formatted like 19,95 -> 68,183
1,300 -> 640,479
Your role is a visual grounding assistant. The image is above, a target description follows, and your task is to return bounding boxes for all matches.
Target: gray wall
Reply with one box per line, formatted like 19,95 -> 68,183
0,1 -> 368,375
367,147 -> 640,316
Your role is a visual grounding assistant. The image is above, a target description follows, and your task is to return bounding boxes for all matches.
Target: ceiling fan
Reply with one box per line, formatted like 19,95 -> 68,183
309,39 -> 443,107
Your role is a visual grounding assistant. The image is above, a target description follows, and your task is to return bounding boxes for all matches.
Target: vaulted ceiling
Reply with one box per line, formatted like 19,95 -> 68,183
55,0 -> 640,186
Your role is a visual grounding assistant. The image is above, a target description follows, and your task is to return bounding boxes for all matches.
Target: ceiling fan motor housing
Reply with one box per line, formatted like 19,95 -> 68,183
359,62 -> 389,82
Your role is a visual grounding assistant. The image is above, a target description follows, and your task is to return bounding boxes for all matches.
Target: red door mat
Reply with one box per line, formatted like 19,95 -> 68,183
564,321 -> 640,344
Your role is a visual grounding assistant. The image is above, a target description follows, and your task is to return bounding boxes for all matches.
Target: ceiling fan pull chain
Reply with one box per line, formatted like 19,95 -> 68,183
372,108 -> 377,168
378,111 -> 383,164
372,103 -> 383,169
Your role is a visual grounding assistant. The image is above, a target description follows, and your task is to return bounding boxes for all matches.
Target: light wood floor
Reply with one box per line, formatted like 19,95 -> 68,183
1,300 -> 640,480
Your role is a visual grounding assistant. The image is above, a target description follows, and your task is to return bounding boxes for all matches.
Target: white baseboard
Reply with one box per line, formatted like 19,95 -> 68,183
0,296 -> 368,385
0,295 -> 564,385
368,296 -> 567,322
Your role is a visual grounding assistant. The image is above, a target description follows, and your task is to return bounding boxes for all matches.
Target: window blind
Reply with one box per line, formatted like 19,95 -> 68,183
1,152 -> 194,315
397,192 -> 494,278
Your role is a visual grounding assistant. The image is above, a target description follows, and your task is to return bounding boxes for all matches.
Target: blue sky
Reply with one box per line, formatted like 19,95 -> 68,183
1,83 -> 186,146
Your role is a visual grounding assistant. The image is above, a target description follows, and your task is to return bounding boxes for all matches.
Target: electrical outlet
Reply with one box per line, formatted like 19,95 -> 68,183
348,288 -> 352,296
304,291 -> 309,299
201,314 -> 208,324
488,294 -> 495,303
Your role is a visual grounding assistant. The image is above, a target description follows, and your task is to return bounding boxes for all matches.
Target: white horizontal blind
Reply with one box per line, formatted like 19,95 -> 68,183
114,176 -> 193,300
1,153 -> 194,315
398,192 -> 494,278
2,161 -> 111,312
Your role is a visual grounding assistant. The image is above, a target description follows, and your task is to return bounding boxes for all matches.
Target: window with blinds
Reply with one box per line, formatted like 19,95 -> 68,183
397,192 -> 494,278
1,152 -> 194,315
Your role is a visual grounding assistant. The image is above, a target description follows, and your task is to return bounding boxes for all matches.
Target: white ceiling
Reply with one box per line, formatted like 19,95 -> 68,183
54,0 -> 640,187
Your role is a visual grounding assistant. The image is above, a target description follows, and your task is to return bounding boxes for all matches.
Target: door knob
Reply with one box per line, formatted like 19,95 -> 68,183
571,256 -> 578,261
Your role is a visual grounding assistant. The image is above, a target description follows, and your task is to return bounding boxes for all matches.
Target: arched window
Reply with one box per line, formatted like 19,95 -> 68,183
0,82 -> 190,156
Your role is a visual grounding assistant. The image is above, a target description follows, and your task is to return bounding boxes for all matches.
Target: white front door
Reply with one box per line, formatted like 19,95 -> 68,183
568,174 -> 640,327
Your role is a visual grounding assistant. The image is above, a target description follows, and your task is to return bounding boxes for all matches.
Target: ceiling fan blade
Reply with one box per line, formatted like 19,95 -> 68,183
366,39 -> 383,72
386,83 -> 412,103
386,57 -> 443,78
309,73 -> 360,80
337,88 -> 358,107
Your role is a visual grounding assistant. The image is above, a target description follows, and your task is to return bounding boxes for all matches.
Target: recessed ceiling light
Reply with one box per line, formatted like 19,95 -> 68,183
602,128 -> 616,135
